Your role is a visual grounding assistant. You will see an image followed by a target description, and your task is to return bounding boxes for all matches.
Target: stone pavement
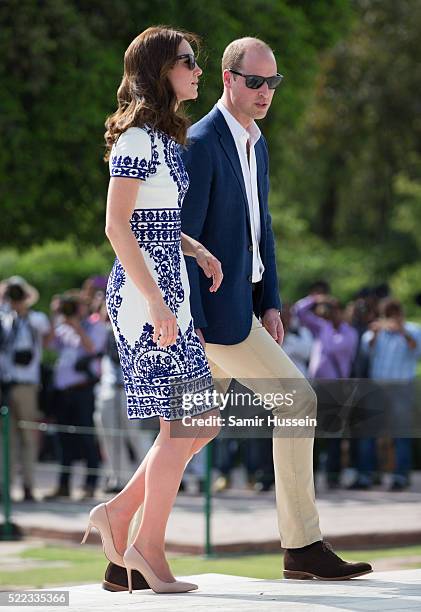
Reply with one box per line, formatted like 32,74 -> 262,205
3,465 -> 421,552
30,570 -> 421,612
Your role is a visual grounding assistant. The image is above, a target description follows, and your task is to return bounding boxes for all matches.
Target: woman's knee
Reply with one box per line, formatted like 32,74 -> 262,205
189,410 -> 222,452
195,426 -> 221,450
159,409 -> 222,452
198,408 -> 222,441
157,435 -> 197,464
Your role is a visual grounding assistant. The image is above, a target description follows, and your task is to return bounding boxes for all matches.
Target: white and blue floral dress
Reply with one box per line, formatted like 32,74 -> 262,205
106,126 -> 216,421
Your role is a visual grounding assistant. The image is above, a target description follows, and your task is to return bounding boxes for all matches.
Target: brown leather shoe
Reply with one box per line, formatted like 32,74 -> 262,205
284,541 -> 373,580
102,561 -> 149,592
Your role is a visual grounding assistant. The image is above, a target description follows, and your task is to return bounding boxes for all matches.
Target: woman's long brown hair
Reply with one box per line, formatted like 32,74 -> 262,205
104,25 -> 200,160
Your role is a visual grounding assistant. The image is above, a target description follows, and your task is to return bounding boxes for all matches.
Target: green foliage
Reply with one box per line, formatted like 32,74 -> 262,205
392,172 -> 421,252
0,241 -> 114,311
1,1 -> 419,305
277,238 -> 374,305
291,0 -> 421,247
391,262 -> 421,317
0,0 -> 353,248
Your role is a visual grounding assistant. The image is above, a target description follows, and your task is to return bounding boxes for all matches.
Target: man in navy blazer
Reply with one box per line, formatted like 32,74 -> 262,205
181,37 -> 372,581
181,98 -> 280,345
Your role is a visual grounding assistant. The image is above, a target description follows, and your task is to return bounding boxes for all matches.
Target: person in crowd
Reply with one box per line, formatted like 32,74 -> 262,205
294,293 -> 358,489
308,280 -> 331,297
360,298 -> 421,491
212,426 -> 262,493
45,290 -> 107,500
281,302 -> 314,376
210,436 -> 237,493
0,276 -> 51,502
346,288 -> 381,490
95,313 -> 155,494
80,276 -> 108,307
294,293 -> 358,381
179,447 -> 206,493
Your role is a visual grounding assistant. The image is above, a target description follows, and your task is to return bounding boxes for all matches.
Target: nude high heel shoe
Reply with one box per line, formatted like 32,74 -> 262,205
123,545 -> 198,594
81,502 -> 124,566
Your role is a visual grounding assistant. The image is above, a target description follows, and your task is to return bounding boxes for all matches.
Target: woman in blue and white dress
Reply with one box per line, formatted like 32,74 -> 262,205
82,27 -> 222,593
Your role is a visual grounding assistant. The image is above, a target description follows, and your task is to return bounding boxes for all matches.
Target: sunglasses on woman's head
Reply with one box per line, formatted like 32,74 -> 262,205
228,69 -> 283,90
176,53 -> 197,70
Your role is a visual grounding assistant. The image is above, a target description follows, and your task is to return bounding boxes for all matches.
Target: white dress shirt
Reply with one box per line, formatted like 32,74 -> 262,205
217,100 -> 265,282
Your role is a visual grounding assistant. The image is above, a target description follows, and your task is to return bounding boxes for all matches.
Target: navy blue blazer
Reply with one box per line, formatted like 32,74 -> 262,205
180,105 -> 282,345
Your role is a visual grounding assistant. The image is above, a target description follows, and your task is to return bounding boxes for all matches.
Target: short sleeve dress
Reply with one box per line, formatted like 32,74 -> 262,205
105,126 -> 217,421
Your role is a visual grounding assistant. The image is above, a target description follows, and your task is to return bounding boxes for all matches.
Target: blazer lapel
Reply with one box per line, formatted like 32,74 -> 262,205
212,108 -> 251,228
255,143 -> 267,244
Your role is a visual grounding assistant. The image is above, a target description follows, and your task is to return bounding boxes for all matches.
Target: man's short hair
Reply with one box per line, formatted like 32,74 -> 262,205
221,37 -> 274,73
379,297 -> 403,318
308,280 -> 331,295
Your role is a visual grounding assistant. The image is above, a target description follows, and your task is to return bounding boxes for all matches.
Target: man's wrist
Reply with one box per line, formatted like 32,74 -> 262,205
264,307 -> 281,317
194,244 -> 206,259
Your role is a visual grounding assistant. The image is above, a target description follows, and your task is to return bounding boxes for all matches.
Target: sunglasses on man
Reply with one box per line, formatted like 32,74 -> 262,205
176,53 -> 197,70
228,69 -> 283,90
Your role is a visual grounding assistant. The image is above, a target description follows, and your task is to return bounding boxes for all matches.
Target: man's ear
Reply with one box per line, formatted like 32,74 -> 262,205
222,69 -> 232,89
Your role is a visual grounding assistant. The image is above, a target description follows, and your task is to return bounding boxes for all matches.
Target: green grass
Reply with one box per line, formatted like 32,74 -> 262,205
2,544 -> 421,588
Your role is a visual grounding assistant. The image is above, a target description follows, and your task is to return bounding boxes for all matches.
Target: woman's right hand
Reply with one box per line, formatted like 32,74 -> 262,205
147,294 -> 178,347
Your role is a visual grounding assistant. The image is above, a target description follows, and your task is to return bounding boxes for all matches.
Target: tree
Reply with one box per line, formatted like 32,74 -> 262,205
292,0 -> 421,260
0,0 -> 353,247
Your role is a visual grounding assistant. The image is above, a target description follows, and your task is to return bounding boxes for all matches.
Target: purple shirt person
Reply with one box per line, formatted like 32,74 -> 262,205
294,293 -> 358,490
48,295 -> 107,390
294,295 -> 358,379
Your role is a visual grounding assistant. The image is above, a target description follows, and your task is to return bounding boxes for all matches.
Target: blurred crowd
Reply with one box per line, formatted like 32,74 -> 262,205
213,281 -> 421,494
0,275 -> 154,502
0,275 -> 421,503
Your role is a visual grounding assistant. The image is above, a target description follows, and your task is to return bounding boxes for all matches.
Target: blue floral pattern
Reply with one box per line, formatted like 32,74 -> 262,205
110,125 -> 160,179
129,208 -> 184,315
155,131 -> 190,205
106,126 -> 216,420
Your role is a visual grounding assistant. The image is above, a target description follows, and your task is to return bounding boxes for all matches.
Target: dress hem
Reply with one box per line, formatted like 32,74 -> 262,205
127,401 -> 219,422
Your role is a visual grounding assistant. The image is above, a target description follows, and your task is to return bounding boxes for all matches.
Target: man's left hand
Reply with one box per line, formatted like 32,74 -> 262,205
262,309 -> 284,345
196,246 -> 223,292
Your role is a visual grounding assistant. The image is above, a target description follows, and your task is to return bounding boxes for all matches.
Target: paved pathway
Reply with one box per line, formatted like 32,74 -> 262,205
26,570 -> 421,612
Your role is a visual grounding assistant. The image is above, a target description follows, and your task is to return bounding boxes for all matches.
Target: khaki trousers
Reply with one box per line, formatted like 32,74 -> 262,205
205,315 -> 322,548
8,383 -> 41,489
128,315 -> 322,549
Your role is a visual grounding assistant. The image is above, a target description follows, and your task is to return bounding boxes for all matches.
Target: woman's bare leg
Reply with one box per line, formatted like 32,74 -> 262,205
132,409 -> 220,580
105,409 -> 220,561
105,443 -> 154,556
129,421 -> 199,581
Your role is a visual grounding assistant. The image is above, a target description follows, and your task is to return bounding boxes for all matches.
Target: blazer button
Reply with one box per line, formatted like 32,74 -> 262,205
248,245 -> 253,252
247,275 -> 253,282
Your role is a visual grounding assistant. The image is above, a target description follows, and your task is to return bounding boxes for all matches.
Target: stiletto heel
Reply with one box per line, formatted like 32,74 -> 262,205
80,502 -> 124,565
123,545 -> 198,594
80,522 -> 92,544
127,568 -> 133,594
